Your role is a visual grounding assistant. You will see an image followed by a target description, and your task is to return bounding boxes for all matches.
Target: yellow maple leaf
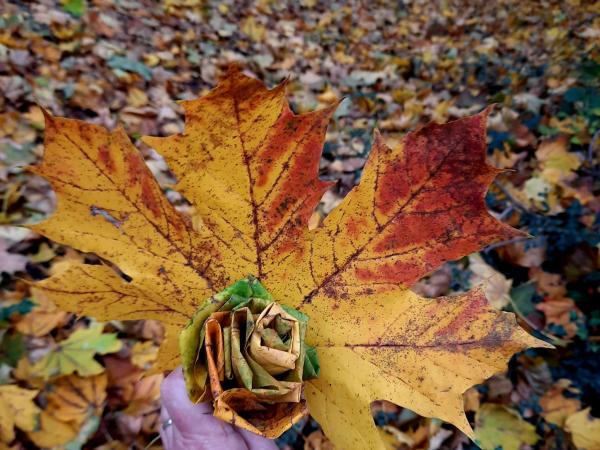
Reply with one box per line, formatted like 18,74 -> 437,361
26,411 -> 77,448
32,68 -> 550,448
130,340 -> 159,369
540,379 -> 581,426
536,136 -> 581,184
475,404 -> 539,450
46,373 -> 107,425
566,407 -> 600,450
0,385 -> 40,443
14,287 -> 69,337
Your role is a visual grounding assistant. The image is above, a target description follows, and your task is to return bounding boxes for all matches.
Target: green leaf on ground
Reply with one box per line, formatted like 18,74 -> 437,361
32,324 -> 122,378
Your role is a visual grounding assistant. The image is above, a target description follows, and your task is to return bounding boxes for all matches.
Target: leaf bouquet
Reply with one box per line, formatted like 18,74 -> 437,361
31,67 -> 550,449
179,276 -> 319,437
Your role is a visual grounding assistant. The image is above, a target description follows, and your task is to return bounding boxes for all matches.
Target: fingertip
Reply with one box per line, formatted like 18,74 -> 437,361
161,367 -> 185,397
161,367 -> 213,418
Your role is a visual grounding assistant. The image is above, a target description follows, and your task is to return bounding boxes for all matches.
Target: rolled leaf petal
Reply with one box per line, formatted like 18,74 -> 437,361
249,303 -> 300,375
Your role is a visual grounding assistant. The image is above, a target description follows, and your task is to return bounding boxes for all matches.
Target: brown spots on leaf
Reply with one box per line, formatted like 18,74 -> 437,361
346,216 -> 368,240
272,235 -> 303,260
98,145 -> 116,173
125,152 -> 145,187
435,292 -> 487,339
206,131 -> 224,150
355,260 -> 419,287
322,283 -> 339,300
141,177 -> 161,218
76,120 -> 95,145
124,151 -> 161,218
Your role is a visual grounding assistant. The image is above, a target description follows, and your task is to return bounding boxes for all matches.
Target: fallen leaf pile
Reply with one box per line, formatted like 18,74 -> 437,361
1,0 -> 599,449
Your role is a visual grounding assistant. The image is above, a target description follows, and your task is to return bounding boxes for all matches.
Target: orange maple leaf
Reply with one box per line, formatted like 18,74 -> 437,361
31,68 -> 550,449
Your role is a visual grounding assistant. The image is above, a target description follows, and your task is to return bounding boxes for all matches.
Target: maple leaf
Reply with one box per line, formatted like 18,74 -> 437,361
121,373 -> 163,416
130,340 -> 158,370
475,404 -> 539,450
46,373 -> 107,425
565,407 -> 600,450
0,385 -> 40,443
32,68 -> 550,448
102,355 -> 164,416
32,323 -> 122,378
15,288 -> 69,337
26,411 -> 77,448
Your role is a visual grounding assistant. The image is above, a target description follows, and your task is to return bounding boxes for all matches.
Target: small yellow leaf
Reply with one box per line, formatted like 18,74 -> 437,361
130,340 -> 158,369
241,16 -> 266,42
15,288 -> 69,337
475,404 -> 539,450
32,323 -> 122,378
524,176 -> 552,202
0,385 -> 40,443
23,105 -> 46,129
523,176 -> 563,214
27,411 -> 77,448
536,136 -> 581,184
126,87 -> 149,107
13,357 -> 45,388
540,379 -> 581,426
566,407 -> 600,450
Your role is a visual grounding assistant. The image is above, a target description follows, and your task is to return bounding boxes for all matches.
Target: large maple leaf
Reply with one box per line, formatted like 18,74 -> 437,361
32,68 -> 550,449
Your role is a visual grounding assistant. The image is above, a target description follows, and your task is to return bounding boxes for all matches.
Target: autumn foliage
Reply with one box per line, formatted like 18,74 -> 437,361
8,68 -> 552,449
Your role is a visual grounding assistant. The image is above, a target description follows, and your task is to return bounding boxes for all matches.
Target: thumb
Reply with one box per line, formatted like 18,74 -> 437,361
160,367 -> 243,446
160,368 -> 280,450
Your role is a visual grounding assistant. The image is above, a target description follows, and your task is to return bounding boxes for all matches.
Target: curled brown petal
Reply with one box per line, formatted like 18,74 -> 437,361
205,318 -> 224,399
248,303 -> 301,375
214,388 -> 308,439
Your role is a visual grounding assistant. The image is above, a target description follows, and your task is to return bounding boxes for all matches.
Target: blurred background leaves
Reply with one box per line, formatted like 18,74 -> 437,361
0,0 -> 599,448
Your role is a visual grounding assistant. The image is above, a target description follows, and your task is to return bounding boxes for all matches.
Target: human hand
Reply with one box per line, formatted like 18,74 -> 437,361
159,367 -> 280,450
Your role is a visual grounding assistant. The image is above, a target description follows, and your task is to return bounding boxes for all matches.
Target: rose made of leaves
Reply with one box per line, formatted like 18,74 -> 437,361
179,276 -> 319,437
31,67 -> 551,449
